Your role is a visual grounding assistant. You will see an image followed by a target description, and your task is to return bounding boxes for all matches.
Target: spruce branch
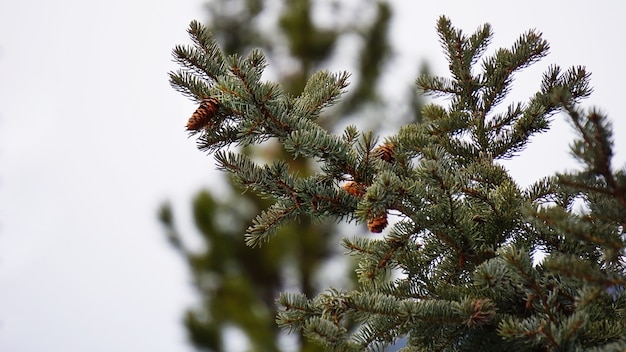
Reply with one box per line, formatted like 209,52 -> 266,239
169,70 -> 213,100
171,15 -> 626,351
435,16 -> 490,91
295,70 -> 351,121
479,29 -> 549,113
215,150 -> 296,198
246,201 -> 301,247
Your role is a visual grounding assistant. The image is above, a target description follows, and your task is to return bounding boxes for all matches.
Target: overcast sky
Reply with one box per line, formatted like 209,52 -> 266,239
1,1 -> 625,351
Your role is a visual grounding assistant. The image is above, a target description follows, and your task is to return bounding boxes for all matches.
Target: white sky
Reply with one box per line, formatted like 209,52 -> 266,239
1,1 -> 625,351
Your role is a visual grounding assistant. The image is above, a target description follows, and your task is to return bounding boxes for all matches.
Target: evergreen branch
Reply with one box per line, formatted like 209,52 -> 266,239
486,65 -> 583,158
523,176 -> 579,209
215,151 -> 296,198
485,65 -> 590,159
187,20 -> 228,75
171,16 -> 626,350
279,290 -> 358,351
169,21 -> 228,101
306,318 -> 361,352
436,16 -> 487,83
291,177 -> 358,220
500,246 -> 559,324
466,22 -> 493,67
416,75 -> 459,97
342,125 -> 360,145
284,127 -> 353,163
579,110 -> 614,175
342,237 -> 377,256
435,16 -> 481,111
171,44 -> 221,83
355,170 -> 405,220
229,49 -> 267,84
217,67 -> 294,143
348,235 -> 411,284
486,101 -> 524,135
561,107 -> 626,209
479,29 -> 549,114
499,311 -> 590,350
533,206 -> 625,255
168,70 -> 212,100
195,124 -> 240,152
489,101 -> 550,159
490,66 -> 572,159
352,131 -> 379,183
276,292 -> 320,332
245,200 -> 300,247
544,254 -> 626,288
294,70 -> 351,121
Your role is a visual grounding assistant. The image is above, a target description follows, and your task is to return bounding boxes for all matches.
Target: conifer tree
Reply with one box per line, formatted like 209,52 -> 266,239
161,1 -> 401,351
169,14 -> 626,352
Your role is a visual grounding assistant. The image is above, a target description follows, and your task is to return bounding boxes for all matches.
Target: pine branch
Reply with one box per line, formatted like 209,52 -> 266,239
171,16 -> 626,351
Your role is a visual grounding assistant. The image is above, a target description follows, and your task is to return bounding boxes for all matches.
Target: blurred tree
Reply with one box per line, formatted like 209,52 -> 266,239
160,1 -> 424,351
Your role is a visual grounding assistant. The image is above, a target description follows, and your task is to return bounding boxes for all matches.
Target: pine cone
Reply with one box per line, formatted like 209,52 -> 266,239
342,181 -> 366,198
373,143 -> 395,162
186,98 -> 220,131
367,213 -> 388,233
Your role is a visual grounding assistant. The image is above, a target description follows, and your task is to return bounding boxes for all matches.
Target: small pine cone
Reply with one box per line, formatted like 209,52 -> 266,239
342,181 -> 366,198
367,213 -> 388,233
186,98 -> 220,131
374,143 -> 395,162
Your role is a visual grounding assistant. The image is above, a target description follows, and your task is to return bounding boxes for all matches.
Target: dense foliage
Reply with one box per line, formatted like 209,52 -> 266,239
170,15 -> 626,351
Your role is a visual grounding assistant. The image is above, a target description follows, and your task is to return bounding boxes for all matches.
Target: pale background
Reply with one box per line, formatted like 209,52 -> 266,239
1,1 -> 624,351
